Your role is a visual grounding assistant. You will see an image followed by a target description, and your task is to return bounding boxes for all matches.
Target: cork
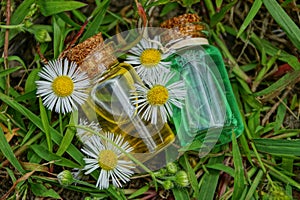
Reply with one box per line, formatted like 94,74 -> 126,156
160,14 -> 207,42
64,32 -> 118,79
64,32 -> 104,65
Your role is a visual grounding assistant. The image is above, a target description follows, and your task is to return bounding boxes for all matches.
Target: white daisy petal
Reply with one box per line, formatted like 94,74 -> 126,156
130,71 -> 186,124
35,58 -> 90,114
81,131 -> 135,189
125,36 -> 171,81
77,120 -> 102,143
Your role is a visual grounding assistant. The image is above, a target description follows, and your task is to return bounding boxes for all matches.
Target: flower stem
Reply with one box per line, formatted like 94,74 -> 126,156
59,113 -> 63,135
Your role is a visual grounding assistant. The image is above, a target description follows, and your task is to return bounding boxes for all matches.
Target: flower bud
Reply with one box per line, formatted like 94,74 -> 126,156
175,170 -> 189,187
166,162 -> 178,174
162,180 -> 174,190
35,29 -> 51,43
154,168 -> 167,177
57,170 -> 74,186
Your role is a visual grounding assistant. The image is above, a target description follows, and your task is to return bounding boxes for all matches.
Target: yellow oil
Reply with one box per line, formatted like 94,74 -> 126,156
81,63 -> 175,162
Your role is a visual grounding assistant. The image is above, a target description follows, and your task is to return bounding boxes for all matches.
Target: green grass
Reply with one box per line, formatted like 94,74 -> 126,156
0,0 -> 300,199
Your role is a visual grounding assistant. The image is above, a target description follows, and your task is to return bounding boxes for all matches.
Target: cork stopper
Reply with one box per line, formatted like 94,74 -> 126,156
64,32 -> 118,79
160,14 -> 208,42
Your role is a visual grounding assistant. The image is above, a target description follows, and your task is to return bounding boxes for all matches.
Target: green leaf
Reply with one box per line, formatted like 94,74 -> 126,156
160,2 -> 179,17
282,157 -> 294,173
254,70 -> 300,98
245,169 -> 263,200
56,112 -> 77,156
232,132 -> 246,200
274,98 -> 287,131
181,0 -> 200,8
237,0 -> 262,37
0,0 -> 35,47
172,187 -> 190,200
6,167 -> 17,182
182,154 -> 200,198
206,163 -> 235,177
251,34 -> 300,70
39,97 -> 52,152
247,110 -> 261,138
29,181 -> 61,199
57,12 -> 81,28
25,68 -> 40,93
216,0 -> 223,9
52,15 -> 65,58
0,56 -> 26,69
0,93 -> 85,165
0,128 -> 26,174
263,0 -> 300,50
199,156 -> 223,200
225,26 -> 300,70
128,185 -> 150,199
80,0 -> 110,41
37,0 -> 87,17
210,0 -> 237,27
266,163 -> 300,190
31,144 -> 81,168
14,90 -> 37,102
0,66 -> 22,78
105,186 -> 127,200
254,138 -> 300,156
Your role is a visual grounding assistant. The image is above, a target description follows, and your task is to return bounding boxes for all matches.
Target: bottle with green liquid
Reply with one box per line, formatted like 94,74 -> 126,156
71,35 -> 176,167
160,14 -> 244,148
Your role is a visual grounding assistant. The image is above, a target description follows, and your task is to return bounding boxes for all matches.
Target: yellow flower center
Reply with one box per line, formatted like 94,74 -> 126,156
52,76 -> 74,97
140,48 -> 161,67
98,149 -> 118,171
147,85 -> 169,105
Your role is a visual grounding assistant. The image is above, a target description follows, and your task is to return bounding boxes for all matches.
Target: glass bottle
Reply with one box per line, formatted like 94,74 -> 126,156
160,14 -> 244,148
73,37 -> 175,165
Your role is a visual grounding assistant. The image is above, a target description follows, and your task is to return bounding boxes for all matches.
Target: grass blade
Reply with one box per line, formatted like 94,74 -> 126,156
39,97 -> 52,152
225,25 -> 300,70
245,169 -> 263,200
0,0 -> 35,47
127,185 -> 150,199
0,67 -> 22,78
172,187 -> 190,200
0,93 -> 84,165
37,0 -> 87,17
237,0 -> 262,38
80,0 -> 110,41
0,128 -> 26,174
56,112 -> 77,156
254,70 -> 300,98
263,0 -> 300,50
266,163 -> 300,190
210,0 -> 237,27
254,138 -> 300,156
206,163 -> 235,177
199,156 -> 224,200
181,154 -> 200,198
232,132 -> 246,200
31,144 -> 81,168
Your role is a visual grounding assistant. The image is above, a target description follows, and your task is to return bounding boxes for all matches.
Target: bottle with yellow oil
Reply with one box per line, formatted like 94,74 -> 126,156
66,33 -> 176,167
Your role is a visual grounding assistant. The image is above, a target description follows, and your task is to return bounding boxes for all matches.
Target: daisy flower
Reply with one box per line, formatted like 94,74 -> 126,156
130,71 -> 186,124
125,36 -> 172,81
76,119 -> 102,143
81,132 -> 135,189
36,59 -> 89,114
